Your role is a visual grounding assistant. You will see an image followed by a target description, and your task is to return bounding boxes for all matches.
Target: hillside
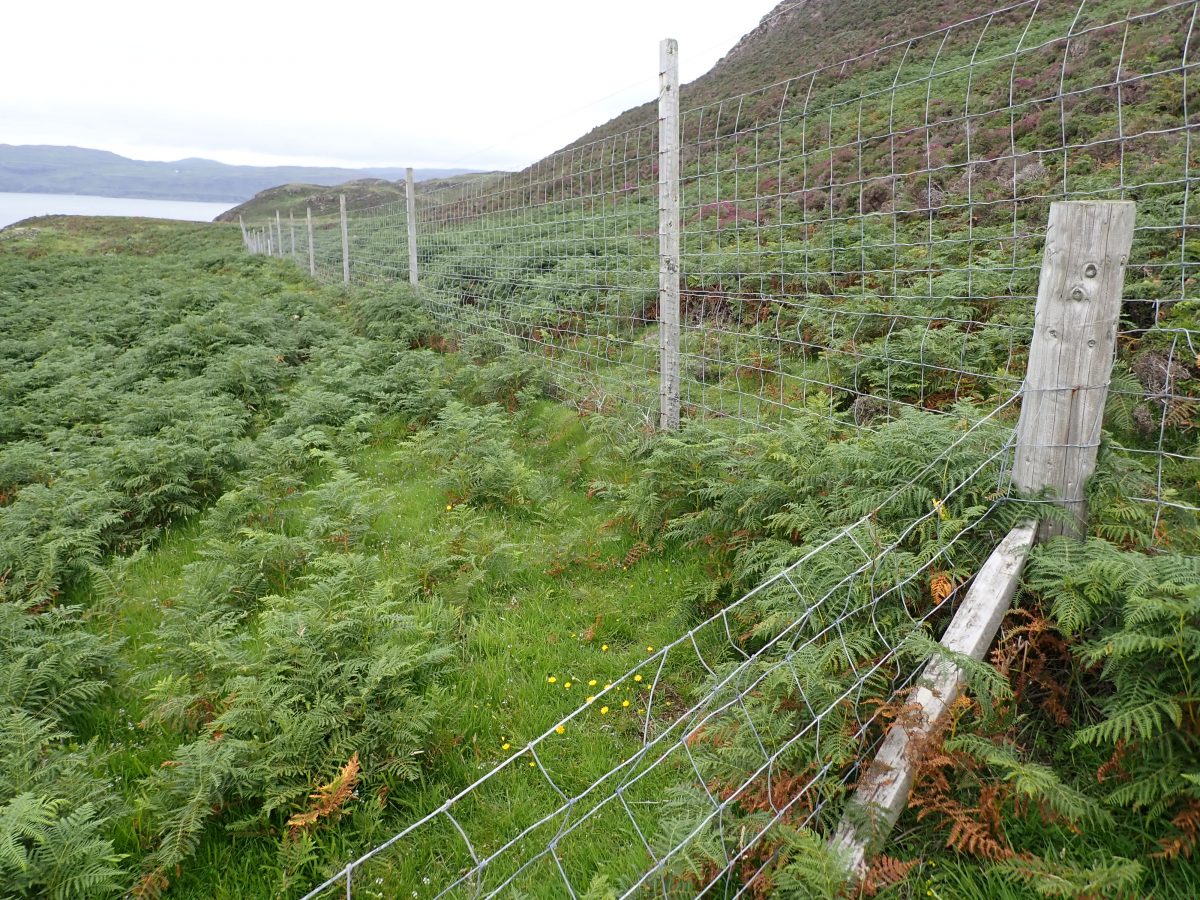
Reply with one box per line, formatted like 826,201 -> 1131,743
562,0 -> 970,153
0,144 -> 478,203
235,0 -> 1200,892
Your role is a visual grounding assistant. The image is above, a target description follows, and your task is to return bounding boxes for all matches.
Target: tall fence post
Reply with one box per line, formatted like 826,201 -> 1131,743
238,215 -> 248,249
276,210 -> 284,258
1013,200 -> 1136,540
307,207 -> 315,277
829,199 -> 1135,881
405,166 -> 419,287
658,37 -> 681,431
339,194 -> 350,285
289,211 -> 296,259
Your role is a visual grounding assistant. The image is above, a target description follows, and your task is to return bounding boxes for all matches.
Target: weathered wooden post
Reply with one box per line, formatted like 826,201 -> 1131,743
1012,201 -> 1135,539
829,200 -> 1135,879
238,215 -> 248,250
339,193 -> 350,285
406,167 -> 419,287
306,207 -> 315,277
276,210 -> 284,258
289,211 -> 296,258
658,38 -> 681,431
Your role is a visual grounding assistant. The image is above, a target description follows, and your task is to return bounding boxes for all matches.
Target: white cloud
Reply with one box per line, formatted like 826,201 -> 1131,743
2,0 -> 772,170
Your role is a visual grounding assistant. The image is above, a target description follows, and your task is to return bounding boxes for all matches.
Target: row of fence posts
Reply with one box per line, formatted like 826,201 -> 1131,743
233,39 -> 1131,483
239,166 -> 421,288
230,35 -> 1136,553
234,33 -> 1142,890
239,39 -> 684,425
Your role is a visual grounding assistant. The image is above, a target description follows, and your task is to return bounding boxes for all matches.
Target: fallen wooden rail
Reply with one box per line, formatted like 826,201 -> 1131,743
828,199 -> 1135,880
829,520 -> 1037,875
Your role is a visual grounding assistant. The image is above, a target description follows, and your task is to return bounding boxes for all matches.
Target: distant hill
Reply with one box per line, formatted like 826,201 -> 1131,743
0,145 -> 479,203
215,171 -> 510,222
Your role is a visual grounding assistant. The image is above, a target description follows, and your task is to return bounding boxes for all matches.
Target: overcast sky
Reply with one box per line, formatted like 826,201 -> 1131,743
3,1 -> 775,171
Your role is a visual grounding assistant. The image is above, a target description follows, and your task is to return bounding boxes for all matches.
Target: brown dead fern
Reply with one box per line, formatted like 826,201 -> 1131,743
286,752 -> 361,838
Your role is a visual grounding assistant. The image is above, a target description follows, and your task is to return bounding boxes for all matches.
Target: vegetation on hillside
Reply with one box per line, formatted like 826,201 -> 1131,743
217,172 -> 508,224
2,209 -> 1199,898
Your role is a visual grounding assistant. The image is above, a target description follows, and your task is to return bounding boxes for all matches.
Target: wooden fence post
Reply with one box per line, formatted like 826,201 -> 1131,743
658,37 -> 681,431
307,207 -> 315,277
406,167 -> 419,287
238,215 -> 248,249
339,194 -> 350,285
829,200 -> 1135,879
289,211 -> 296,258
276,210 -> 284,258
1013,200 -> 1136,540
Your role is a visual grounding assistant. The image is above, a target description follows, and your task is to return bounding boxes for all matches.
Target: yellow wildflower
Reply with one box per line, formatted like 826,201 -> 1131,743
529,761 -> 536,768
604,683 -> 612,689
634,675 -> 643,683
601,644 -> 609,651
622,700 -> 630,708
588,679 -> 597,687
564,681 -> 572,689
547,676 -> 557,684
555,725 -> 565,734
502,743 -> 510,751
647,646 -> 654,652
600,706 -> 609,714
586,696 -> 595,704
446,504 -> 453,511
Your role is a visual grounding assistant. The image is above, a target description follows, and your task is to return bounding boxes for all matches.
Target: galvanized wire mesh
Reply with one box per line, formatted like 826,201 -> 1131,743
347,199 -> 412,286
414,135 -> 661,419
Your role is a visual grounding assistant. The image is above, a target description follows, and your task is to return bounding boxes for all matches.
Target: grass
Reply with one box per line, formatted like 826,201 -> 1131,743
94,400 -> 711,898
0,212 -> 716,896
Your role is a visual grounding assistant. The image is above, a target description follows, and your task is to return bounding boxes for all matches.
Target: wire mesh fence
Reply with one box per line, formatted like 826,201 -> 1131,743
414,134 -> 661,419
234,0 -> 1200,893
247,0 -> 1199,538
300,400 -> 1021,899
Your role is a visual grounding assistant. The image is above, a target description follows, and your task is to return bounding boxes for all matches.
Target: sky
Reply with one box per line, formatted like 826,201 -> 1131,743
3,1 -> 776,172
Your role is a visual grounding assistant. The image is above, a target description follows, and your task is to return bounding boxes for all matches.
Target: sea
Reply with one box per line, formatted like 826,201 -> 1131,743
0,192 -> 235,230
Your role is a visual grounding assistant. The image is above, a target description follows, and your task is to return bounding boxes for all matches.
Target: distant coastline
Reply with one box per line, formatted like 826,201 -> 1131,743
0,192 -> 235,230
0,144 -> 478,204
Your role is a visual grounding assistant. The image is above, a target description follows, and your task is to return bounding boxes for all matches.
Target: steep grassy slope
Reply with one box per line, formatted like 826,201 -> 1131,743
564,0 -> 992,152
